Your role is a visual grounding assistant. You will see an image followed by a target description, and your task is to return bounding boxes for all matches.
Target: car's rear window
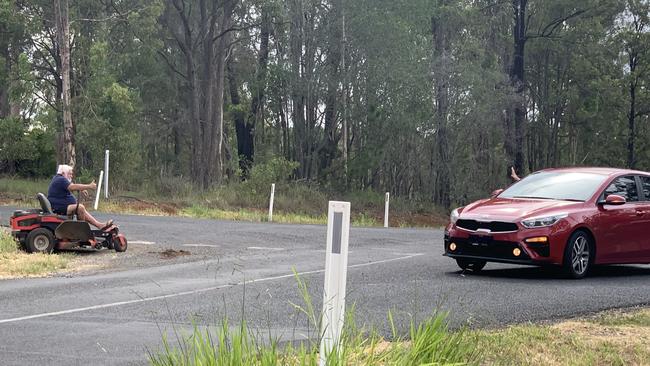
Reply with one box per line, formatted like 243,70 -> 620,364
499,171 -> 608,201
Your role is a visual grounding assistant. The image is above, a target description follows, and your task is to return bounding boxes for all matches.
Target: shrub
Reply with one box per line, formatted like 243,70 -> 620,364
243,158 -> 300,199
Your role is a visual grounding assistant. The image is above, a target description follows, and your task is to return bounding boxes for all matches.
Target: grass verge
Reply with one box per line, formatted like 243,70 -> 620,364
148,312 -> 478,366
149,306 -> 650,366
0,177 -> 449,227
0,229 -> 72,279
474,307 -> 650,365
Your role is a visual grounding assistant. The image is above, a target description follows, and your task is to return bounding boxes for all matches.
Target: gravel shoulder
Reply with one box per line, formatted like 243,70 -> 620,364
56,244 -> 201,277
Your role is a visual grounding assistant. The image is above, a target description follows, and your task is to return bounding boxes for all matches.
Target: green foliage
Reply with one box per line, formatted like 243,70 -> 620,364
0,118 -> 55,177
4,0 -> 650,206
242,158 -> 300,198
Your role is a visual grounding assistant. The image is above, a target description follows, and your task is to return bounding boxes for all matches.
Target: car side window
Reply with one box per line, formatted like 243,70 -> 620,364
640,176 -> 650,201
603,175 -> 639,202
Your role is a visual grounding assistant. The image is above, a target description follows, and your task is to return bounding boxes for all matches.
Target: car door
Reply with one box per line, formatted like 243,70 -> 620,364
636,175 -> 650,259
593,175 -> 642,262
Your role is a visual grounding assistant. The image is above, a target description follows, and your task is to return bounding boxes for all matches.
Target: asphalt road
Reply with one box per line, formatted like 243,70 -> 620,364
0,207 -> 649,365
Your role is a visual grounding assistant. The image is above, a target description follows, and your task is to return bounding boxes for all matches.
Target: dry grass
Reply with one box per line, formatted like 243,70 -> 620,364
0,229 -> 73,279
0,252 -> 73,279
475,307 -> 650,365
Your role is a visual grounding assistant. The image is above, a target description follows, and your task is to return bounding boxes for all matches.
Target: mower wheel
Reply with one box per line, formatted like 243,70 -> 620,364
25,228 -> 55,254
114,234 -> 127,252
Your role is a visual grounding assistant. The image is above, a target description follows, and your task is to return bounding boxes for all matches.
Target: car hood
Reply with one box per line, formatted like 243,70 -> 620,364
459,197 -> 583,221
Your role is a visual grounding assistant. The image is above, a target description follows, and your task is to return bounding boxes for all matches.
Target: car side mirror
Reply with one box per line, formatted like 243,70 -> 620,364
600,194 -> 626,206
491,189 -> 504,198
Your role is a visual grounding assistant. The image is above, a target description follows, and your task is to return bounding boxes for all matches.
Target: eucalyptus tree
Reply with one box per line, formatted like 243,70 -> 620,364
612,0 -> 650,169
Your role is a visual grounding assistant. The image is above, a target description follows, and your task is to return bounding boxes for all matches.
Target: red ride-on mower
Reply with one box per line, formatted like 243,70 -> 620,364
9,193 -> 127,253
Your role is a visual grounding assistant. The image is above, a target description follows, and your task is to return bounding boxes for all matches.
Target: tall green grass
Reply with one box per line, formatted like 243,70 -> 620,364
148,313 -> 477,366
180,205 -> 380,226
0,230 -> 18,253
149,272 -> 479,366
0,178 -> 49,199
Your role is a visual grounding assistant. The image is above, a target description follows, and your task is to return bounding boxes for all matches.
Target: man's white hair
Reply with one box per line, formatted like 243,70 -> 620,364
57,164 -> 74,175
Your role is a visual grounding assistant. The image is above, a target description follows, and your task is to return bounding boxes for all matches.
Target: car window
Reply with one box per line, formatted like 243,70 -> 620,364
603,175 -> 639,202
640,176 -> 650,201
499,171 -> 608,201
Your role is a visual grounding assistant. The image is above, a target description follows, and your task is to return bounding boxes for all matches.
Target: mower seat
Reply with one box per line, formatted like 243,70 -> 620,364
37,193 -> 54,214
36,193 -> 71,220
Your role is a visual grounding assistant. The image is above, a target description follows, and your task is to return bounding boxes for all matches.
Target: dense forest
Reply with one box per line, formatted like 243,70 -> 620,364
0,0 -> 648,208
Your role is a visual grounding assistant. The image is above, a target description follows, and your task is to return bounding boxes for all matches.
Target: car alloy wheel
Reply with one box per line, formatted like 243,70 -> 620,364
564,231 -> 591,279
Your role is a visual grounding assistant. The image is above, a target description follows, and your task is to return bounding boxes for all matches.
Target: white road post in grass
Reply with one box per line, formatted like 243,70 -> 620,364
104,149 -> 109,199
268,183 -> 275,222
384,192 -> 390,228
94,170 -> 104,210
320,201 -> 351,366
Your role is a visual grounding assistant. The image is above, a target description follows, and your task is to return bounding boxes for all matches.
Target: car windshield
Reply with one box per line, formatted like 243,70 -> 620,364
499,171 -> 609,202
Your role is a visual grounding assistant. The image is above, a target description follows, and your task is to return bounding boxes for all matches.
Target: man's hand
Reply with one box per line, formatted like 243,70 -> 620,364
88,180 -> 97,190
81,190 -> 90,199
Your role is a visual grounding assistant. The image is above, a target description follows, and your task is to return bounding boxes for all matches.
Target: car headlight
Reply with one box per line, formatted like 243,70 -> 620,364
450,208 -> 461,224
521,213 -> 568,228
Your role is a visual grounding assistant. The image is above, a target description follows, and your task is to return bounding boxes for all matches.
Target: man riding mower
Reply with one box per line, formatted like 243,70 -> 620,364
10,193 -> 128,253
9,165 -> 127,253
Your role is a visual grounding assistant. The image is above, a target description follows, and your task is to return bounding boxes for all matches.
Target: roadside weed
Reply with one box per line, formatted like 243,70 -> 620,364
148,273 -> 479,366
0,229 -> 72,278
0,230 -> 18,253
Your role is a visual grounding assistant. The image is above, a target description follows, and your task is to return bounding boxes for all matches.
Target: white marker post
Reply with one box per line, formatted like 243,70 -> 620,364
384,192 -> 390,228
94,170 -> 104,210
268,183 -> 275,222
104,149 -> 109,199
320,201 -> 351,366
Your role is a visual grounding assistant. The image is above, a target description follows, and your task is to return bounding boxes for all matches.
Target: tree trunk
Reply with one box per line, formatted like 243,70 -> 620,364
0,22 -> 9,119
503,0 -> 527,174
200,0 -> 217,187
627,52 -> 637,169
227,58 -> 253,179
209,0 -> 234,186
318,0 -> 342,178
431,8 -> 452,208
341,10 -> 348,184
237,7 -> 270,178
54,0 -> 75,167
290,0 -> 306,177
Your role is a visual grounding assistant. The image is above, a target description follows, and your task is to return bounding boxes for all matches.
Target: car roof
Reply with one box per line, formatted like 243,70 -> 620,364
536,167 -> 650,176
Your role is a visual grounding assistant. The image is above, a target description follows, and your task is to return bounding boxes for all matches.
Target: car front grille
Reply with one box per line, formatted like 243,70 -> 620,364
456,219 -> 518,233
446,236 -> 529,260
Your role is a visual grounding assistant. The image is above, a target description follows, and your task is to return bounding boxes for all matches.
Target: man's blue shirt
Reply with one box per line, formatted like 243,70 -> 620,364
47,174 -> 76,213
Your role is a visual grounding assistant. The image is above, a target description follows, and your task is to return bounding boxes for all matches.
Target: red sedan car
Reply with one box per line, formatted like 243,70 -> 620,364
444,167 -> 650,278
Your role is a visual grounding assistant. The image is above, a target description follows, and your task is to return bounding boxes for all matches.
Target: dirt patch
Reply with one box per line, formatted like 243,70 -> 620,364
156,248 -> 191,259
106,196 -> 181,215
554,319 -> 650,347
47,245 -> 201,278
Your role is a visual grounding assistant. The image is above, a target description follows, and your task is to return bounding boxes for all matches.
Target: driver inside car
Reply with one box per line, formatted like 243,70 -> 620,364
48,164 -> 115,231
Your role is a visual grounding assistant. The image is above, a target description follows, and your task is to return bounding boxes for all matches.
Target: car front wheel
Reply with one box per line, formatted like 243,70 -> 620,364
563,231 -> 592,279
456,258 -> 486,272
